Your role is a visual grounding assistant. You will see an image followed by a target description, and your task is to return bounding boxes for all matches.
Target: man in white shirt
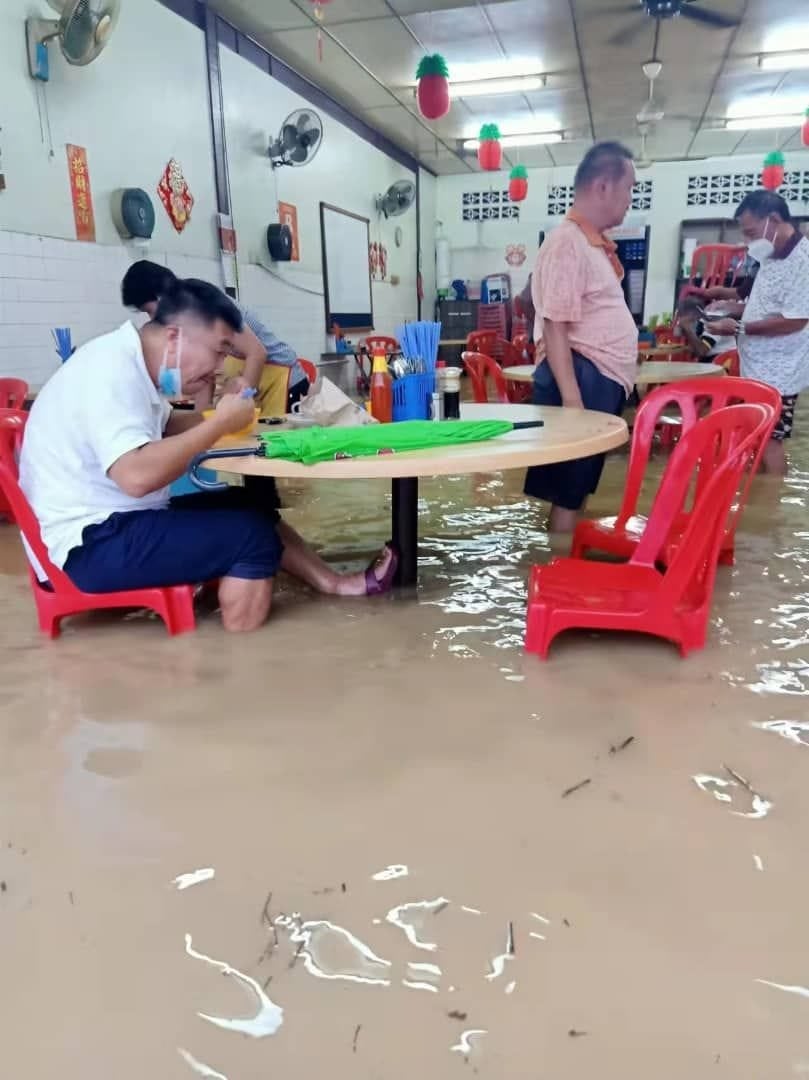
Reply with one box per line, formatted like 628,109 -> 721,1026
710,191 -> 809,474
20,279 -> 282,632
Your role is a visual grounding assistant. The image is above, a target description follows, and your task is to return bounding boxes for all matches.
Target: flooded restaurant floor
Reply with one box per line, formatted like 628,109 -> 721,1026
3,408 -> 809,1079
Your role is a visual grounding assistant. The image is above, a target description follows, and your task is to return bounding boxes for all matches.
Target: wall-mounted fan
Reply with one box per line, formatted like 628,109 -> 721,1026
607,0 -> 740,47
269,110 -> 323,169
26,0 -> 120,81
375,180 -> 416,219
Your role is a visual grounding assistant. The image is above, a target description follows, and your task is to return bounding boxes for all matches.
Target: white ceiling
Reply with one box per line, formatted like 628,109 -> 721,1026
209,0 -> 809,174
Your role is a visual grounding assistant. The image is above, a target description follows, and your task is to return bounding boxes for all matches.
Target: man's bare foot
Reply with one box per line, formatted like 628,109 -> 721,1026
335,545 -> 397,597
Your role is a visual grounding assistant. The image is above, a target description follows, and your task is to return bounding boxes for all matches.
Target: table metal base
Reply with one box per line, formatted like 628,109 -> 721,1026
391,477 -> 418,587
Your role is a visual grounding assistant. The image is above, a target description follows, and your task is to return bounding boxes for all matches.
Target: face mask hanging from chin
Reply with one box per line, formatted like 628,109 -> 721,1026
747,220 -> 775,264
158,328 -> 184,398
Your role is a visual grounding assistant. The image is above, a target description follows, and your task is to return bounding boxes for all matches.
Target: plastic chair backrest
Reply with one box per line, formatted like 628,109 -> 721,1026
0,379 -> 29,410
634,405 -> 771,607
498,339 -> 525,368
618,377 -> 779,532
688,244 -> 747,289
297,358 -> 317,384
363,335 -> 399,356
462,351 -> 509,404
466,330 -> 497,356
511,333 -> 535,362
715,348 -> 739,377
0,412 -> 76,592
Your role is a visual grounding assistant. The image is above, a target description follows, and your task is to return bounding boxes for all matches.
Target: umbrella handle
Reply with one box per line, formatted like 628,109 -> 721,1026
188,447 -> 261,492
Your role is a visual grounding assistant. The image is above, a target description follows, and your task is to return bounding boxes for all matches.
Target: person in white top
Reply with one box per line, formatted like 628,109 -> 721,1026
19,280 -> 397,632
709,191 -> 809,474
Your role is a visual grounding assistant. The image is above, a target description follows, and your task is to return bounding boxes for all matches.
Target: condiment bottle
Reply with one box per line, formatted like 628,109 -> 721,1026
370,354 -> 393,423
443,366 -> 461,419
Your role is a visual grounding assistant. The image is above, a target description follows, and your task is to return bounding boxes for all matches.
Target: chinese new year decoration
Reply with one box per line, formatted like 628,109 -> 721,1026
66,145 -> 96,243
369,241 -> 388,281
158,159 -> 194,233
416,54 -> 450,120
802,108 -> 809,148
761,150 -> 785,191
508,164 -> 528,202
309,0 -> 333,62
478,124 -> 502,171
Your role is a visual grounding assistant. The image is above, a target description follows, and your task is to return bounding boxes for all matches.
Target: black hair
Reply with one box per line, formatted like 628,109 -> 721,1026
734,189 -> 791,222
574,141 -> 634,191
153,279 -> 243,333
121,260 -> 178,309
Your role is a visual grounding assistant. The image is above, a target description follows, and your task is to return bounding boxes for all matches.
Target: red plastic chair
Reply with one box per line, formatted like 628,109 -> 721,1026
0,378 -> 29,410
689,244 -> 747,290
526,403 -> 773,658
466,330 -> 497,356
0,413 -> 197,638
462,351 -> 509,404
572,377 -> 780,568
511,333 -> 535,363
297,358 -> 317,384
715,348 -> 739,377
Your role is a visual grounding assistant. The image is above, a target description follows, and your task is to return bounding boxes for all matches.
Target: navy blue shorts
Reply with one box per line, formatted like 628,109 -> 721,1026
64,487 -> 283,593
524,351 -> 626,511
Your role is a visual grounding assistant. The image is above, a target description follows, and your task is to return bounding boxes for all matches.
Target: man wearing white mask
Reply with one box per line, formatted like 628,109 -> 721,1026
710,191 -> 809,474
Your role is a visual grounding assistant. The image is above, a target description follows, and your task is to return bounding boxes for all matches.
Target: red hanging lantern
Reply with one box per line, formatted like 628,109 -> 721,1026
802,108 -> 809,149
478,124 -> 502,171
761,150 -> 785,191
508,164 -> 528,202
309,0 -> 333,61
415,54 -> 450,121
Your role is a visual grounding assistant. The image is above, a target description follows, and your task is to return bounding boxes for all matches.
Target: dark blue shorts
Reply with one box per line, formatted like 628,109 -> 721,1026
524,351 -> 626,511
64,487 -> 283,593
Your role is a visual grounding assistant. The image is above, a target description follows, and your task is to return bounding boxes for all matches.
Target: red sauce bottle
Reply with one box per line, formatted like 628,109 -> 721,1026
370,354 -> 393,423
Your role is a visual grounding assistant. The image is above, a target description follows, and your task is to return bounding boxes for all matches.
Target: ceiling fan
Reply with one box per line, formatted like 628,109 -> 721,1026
607,0 -> 741,47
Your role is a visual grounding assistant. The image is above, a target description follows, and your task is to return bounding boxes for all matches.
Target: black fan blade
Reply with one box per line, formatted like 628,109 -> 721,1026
290,143 -> 309,164
607,14 -> 650,47
600,2 -> 645,12
281,124 -> 298,151
680,3 -> 740,29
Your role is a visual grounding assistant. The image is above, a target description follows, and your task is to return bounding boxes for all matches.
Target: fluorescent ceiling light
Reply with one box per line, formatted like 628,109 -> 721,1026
726,94 -> 807,118
725,115 -> 803,130
759,50 -> 809,70
462,115 -> 560,139
450,75 -> 545,98
764,23 -> 809,53
463,132 -> 563,149
448,58 -> 542,82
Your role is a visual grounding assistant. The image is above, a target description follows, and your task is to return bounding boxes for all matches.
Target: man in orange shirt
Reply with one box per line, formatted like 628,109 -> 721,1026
525,142 -> 638,533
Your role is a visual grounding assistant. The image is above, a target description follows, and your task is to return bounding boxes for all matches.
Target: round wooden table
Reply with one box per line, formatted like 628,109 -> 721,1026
502,364 -> 537,384
634,361 -> 725,385
190,404 -> 628,587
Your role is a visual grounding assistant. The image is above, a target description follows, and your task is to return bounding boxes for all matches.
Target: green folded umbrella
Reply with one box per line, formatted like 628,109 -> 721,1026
258,419 -> 540,466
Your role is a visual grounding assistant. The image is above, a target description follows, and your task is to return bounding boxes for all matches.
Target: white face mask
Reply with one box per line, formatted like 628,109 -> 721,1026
157,329 -> 183,398
747,220 -> 775,263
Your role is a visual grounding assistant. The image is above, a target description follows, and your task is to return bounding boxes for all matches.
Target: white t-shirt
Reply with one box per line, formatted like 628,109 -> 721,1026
739,235 -> 809,396
19,322 -> 172,570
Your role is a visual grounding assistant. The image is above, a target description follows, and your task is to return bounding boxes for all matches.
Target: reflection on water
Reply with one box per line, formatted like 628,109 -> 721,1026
274,914 -> 392,986
177,1048 -> 228,1080
184,934 -> 283,1037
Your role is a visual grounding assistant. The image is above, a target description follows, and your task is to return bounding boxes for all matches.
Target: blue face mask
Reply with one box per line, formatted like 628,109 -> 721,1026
158,330 -> 183,398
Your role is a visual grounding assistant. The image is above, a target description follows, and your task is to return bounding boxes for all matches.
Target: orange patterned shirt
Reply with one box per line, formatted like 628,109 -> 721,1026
532,212 -> 638,393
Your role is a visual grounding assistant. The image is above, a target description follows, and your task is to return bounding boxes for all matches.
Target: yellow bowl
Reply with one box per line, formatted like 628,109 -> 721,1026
203,407 -> 260,437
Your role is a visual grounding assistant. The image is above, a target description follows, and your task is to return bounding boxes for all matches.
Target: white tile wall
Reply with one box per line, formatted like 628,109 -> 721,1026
0,230 -> 222,389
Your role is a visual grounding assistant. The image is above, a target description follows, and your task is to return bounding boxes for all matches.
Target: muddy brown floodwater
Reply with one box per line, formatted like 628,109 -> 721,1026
2,408 -> 809,1079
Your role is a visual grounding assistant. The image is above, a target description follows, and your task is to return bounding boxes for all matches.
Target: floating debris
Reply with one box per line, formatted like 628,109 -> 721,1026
372,864 -> 409,881
568,1029 -> 588,1038
385,897 -> 449,952
184,934 -> 283,1038
451,1029 -> 487,1055
756,978 -> 809,1000
178,1048 -> 228,1079
448,1010 -> 468,1021
352,1024 -> 362,1053
562,778 -> 591,798
173,868 -> 215,891
609,735 -> 635,755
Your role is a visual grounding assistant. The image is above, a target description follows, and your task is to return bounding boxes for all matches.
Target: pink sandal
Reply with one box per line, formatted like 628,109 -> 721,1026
364,544 -> 399,596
